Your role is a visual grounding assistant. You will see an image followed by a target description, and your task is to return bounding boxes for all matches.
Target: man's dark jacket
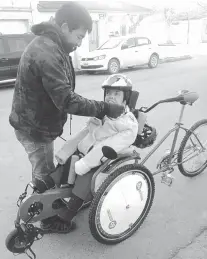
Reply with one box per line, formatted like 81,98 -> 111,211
9,22 -> 105,142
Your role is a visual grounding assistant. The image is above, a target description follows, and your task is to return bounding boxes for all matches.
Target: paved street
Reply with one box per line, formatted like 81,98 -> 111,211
1,56 -> 207,259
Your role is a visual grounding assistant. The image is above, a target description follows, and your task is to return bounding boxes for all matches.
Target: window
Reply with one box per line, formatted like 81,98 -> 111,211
99,37 -> 122,50
123,38 -> 136,49
7,38 -> 28,52
137,38 -> 150,46
0,39 -> 4,54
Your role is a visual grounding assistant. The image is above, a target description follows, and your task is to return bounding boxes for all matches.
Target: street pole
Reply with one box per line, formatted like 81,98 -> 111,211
187,12 -> 190,44
30,0 -> 34,26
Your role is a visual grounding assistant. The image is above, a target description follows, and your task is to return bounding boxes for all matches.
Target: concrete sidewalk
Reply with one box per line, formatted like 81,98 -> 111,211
158,42 -> 207,56
158,44 -> 191,59
172,228 -> 207,259
188,43 -> 207,56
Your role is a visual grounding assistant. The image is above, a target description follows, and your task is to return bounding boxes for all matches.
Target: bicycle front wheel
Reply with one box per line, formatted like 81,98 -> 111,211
177,119 -> 207,177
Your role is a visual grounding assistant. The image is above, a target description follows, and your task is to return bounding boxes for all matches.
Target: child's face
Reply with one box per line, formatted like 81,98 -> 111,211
105,89 -> 126,106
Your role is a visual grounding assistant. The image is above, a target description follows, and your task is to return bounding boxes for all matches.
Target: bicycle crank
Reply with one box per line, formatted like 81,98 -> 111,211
161,169 -> 175,186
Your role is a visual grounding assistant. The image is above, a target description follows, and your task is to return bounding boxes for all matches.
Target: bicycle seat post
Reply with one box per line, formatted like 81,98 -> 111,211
177,104 -> 186,125
168,104 -> 186,165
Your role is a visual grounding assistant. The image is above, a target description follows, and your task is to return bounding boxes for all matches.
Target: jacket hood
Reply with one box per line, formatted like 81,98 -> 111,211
31,22 -> 75,53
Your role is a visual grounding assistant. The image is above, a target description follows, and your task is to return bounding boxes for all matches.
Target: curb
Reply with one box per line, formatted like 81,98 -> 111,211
159,55 -> 192,64
172,229 -> 207,259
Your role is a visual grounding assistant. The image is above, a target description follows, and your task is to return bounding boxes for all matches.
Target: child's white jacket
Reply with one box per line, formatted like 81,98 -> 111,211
75,106 -> 138,175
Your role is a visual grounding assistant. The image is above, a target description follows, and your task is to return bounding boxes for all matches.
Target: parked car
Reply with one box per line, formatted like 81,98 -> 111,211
0,33 -> 35,88
80,35 -> 160,74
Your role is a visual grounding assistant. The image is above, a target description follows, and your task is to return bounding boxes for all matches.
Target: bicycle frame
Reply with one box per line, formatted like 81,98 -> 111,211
140,104 -> 202,176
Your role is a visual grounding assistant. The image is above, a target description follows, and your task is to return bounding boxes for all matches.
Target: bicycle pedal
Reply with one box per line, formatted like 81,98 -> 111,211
161,174 -> 174,186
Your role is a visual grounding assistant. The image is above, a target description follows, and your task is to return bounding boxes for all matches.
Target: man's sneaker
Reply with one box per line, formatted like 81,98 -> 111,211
40,215 -> 59,228
52,199 -> 68,209
40,216 -> 76,234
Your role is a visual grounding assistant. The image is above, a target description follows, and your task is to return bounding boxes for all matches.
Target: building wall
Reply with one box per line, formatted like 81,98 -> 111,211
0,1 -> 147,68
0,19 -> 30,34
201,18 -> 207,42
0,0 -> 31,8
165,19 -> 202,44
0,0 -> 33,34
137,14 -> 204,44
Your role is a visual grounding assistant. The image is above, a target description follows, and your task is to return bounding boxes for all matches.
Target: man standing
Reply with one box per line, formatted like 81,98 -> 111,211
9,2 -> 124,233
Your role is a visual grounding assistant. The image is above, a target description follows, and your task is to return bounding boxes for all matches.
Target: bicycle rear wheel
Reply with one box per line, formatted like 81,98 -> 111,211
177,119 -> 207,177
88,164 -> 155,244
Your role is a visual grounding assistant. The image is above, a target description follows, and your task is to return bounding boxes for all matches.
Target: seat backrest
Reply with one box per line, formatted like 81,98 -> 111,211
137,112 -> 147,134
127,90 -> 146,134
128,91 -> 139,110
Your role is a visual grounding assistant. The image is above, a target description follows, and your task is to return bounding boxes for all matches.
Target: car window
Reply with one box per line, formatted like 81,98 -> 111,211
137,38 -> 150,46
98,38 -> 122,50
7,38 -> 28,52
123,38 -> 136,49
0,39 -> 5,54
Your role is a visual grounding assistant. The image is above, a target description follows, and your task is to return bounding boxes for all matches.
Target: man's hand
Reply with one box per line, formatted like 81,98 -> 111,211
104,102 -> 125,119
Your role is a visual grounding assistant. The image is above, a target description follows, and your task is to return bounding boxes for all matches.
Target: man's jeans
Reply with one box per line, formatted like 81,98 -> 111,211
15,130 -> 94,201
15,130 -> 55,180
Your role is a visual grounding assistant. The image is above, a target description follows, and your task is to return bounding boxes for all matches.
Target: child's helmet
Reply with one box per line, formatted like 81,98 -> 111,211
102,74 -> 132,104
102,74 -> 132,91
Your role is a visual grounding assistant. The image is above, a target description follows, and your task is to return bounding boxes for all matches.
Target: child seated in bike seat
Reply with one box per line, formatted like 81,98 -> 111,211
74,74 -> 139,176
39,74 -> 139,234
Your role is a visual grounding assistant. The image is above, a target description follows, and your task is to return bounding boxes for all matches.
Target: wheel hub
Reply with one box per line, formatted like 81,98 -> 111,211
151,57 -> 157,67
110,62 -> 118,73
14,236 -> 27,249
16,224 -> 43,258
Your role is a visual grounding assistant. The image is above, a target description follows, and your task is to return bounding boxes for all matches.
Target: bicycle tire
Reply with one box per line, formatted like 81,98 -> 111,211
177,119 -> 207,177
88,164 -> 155,244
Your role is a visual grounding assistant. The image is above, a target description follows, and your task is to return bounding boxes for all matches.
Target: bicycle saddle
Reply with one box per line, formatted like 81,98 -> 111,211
178,90 -> 199,104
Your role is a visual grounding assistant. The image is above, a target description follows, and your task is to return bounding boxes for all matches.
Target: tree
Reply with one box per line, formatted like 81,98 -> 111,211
128,14 -> 144,34
164,8 -> 176,43
197,1 -> 207,11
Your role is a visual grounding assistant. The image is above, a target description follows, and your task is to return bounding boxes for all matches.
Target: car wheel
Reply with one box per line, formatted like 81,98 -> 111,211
148,54 -> 159,68
108,59 -> 120,74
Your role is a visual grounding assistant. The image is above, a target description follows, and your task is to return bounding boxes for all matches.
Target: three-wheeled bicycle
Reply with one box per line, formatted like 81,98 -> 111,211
5,89 -> 207,259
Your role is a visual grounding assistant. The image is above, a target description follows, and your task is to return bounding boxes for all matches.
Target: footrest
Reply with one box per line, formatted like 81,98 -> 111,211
60,184 -> 74,189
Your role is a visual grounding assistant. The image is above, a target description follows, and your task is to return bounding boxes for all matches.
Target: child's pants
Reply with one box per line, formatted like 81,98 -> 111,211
51,155 -> 96,201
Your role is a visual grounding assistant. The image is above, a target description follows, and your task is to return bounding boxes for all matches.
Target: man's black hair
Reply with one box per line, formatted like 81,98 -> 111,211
55,2 -> 92,33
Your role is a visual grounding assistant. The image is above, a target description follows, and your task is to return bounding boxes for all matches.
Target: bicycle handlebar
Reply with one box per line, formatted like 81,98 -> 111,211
139,95 -> 184,113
